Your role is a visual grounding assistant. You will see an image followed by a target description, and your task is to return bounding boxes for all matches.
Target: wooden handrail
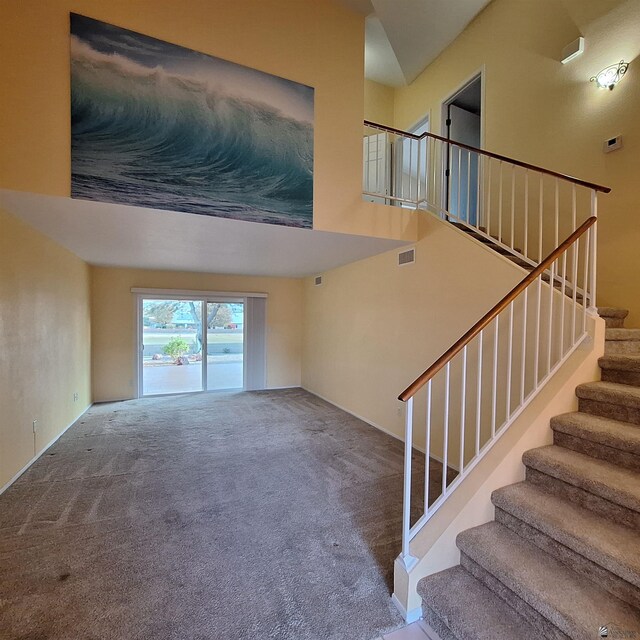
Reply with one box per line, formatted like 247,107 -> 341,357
364,120 -> 611,194
398,216 -> 598,402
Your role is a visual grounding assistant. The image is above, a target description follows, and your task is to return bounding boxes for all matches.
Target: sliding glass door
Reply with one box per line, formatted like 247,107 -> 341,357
141,298 -> 203,395
206,302 -> 244,391
140,297 -> 244,396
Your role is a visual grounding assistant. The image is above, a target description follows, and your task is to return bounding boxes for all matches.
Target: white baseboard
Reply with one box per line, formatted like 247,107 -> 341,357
391,592 -> 422,624
302,386 -> 406,443
0,404 -> 92,495
124,385 -> 301,402
300,386 -> 458,470
264,385 -> 300,390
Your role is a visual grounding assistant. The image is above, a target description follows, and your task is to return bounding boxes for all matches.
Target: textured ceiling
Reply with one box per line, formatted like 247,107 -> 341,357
338,0 -> 492,86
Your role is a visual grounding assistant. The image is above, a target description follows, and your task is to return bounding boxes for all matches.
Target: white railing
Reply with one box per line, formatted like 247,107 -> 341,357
362,120 -> 610,569
363,120 -> 610,274
396,217 -> 598,569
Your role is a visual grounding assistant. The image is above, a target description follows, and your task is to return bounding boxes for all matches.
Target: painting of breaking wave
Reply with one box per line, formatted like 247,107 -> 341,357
70,14 -> 314,228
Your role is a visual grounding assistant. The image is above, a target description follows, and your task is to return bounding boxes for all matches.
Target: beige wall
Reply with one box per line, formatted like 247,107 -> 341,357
364,79 -> 395,125
0,209 -> 91,489
392,0 -> 640,322
91,267 -> 302,402
301,211 -> 523,440
0,0 -> 416,242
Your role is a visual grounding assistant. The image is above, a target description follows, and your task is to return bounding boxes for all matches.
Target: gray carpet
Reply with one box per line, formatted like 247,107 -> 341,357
0,388 -> 442,640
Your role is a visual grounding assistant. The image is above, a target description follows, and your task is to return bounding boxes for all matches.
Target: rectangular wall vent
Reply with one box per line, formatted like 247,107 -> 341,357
314,275 -> 323,286
398,248 -> 415,266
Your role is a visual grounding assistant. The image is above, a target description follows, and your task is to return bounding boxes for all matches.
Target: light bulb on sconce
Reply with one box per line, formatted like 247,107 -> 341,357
591,60 -> 629,90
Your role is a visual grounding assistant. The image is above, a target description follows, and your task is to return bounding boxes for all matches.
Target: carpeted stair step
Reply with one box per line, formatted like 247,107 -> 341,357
523,445 -> 640,528
599,354 -> 640,386
464,230 -> 498,245
457,522 -> 640,640
536,272 -> 585,302
577,380 -> 640,425
451,220 -> 557,276
418,565 -> 539,640
606,328 -> 640,355
470,236 -> 525,260
504,255 -> 531,269
488,245 -> 520,257
488,235 -> 520,252
550,412 -> 640,471
599,307 -> 629,329
492,482 -> 640,607
474,238 -> 517,257
450,222 -> 526,259
450,222 -> 487,235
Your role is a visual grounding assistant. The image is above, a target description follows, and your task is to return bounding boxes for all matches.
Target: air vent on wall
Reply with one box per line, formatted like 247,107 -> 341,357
398,248 -> 415,266
314,275 -> 323,286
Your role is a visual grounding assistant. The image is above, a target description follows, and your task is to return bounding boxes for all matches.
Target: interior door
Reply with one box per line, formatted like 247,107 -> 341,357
447,104 -> 481,225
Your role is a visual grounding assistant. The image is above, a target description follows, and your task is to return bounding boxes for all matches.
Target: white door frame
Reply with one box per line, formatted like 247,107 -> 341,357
440,68 -> 485,145
440,68 -> 486,223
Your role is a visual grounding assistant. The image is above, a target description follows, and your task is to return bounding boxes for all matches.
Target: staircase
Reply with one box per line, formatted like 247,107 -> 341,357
417,307 -> 640,639
449,222 -> 532,270
451,221 -> 586,302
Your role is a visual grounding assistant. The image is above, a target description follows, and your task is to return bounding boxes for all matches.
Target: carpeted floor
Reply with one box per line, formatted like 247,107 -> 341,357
0,388 -> 444,640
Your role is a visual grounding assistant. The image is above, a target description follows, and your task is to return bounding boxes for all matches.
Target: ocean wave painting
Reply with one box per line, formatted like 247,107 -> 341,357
70,14 -> 314,228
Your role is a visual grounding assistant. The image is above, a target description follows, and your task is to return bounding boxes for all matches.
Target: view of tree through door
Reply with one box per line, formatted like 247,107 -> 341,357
141,298 -> 204,395
140,298 -> 244,396
207,302 -> 244,390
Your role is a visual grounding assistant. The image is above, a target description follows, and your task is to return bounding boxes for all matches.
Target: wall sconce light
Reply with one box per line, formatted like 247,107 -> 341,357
591,60 -> 629,90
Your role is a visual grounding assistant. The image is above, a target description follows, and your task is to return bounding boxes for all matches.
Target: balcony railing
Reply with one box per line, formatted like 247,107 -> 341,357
363,120 -> 610,273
